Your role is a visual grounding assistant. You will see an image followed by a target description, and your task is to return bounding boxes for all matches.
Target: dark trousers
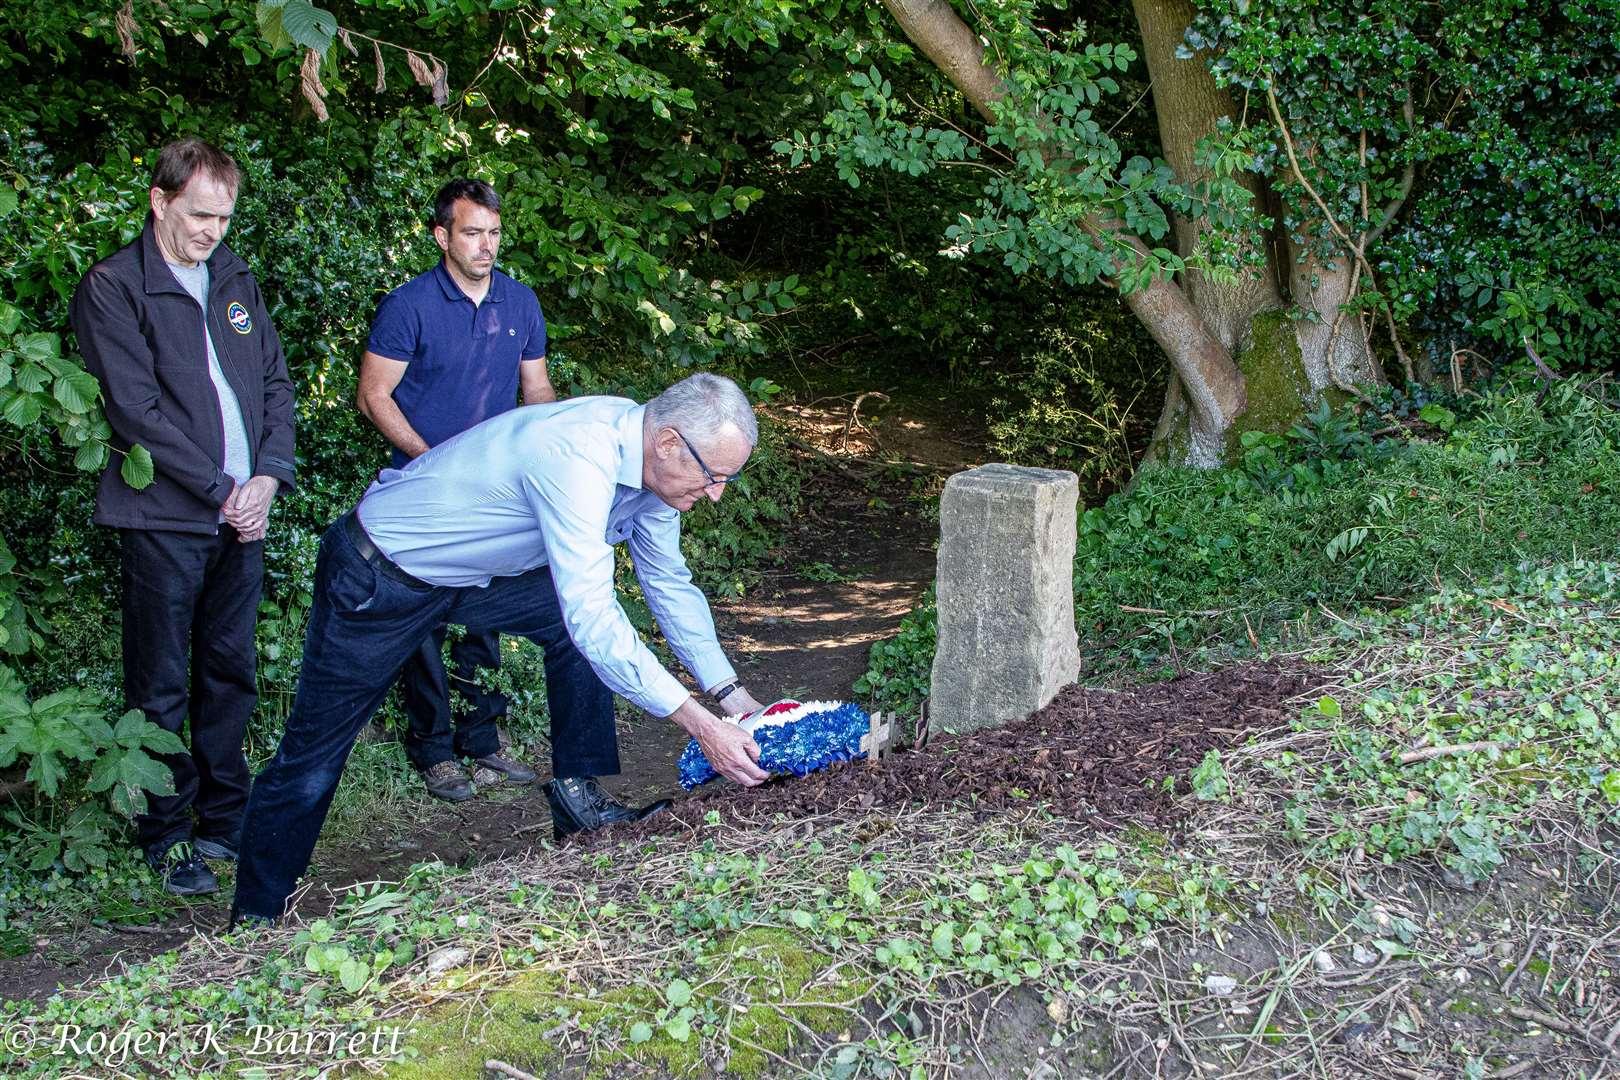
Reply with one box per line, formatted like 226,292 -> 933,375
398,626 -> 506,770
119,527 -> 262,851
234,516 -> 617,919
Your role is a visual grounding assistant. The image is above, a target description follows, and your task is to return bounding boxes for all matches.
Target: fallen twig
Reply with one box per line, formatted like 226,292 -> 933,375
484,1058 -> 542,1080
1501,930 -> 1543,996
1396,741 -> 1507,765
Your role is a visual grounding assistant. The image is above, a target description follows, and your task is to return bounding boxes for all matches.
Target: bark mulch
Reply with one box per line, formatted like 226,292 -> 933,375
589,660 -> 1318,847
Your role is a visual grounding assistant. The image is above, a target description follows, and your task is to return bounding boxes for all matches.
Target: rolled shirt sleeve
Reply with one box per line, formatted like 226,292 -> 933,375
520,452 -> 696,718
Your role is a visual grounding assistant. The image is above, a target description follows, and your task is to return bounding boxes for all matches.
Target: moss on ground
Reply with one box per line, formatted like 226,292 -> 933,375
390,926 -> 868,1079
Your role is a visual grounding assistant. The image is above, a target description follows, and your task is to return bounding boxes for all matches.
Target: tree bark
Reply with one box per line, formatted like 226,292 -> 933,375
1288,242 -> 1384,391
880,0 -> 1245,462
1131,0 -> 1281,356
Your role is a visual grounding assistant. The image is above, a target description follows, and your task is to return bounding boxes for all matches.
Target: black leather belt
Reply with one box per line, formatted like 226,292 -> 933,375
342,512 -> 421,585
343,511 -> 381,562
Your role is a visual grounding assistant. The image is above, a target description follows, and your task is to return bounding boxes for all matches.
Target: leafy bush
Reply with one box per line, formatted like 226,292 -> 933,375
0,667 -> 183,873
983,303 -> 1159,492
858,373 -> 1620,710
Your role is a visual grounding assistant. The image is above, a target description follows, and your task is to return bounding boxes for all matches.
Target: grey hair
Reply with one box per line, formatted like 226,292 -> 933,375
645,372 -> 758,449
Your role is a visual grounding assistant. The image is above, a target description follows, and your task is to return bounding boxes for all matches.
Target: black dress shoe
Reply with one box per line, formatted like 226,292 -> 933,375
226,906 -> 277,932
195,830 -> 240,862
544,777 -> 672,842
145,840 -> 219,897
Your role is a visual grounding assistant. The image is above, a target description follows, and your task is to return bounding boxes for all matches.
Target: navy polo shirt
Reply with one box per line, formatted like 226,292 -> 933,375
366,261 -> 547,467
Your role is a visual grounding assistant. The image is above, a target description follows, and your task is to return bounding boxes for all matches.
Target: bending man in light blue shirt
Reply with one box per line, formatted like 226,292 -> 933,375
232,373 -> 771,925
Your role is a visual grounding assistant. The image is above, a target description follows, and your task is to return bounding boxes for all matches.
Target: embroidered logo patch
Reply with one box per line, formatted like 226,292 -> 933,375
226,301 -> 252,334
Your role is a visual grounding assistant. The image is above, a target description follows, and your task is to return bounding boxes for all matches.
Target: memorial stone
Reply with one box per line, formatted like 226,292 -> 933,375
929,463 -> 1080,734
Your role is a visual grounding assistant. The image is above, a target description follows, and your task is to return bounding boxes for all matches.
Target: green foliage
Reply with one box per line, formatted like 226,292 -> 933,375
798,9 -> 1249,293
1192,0 -> 1620,370
983,302 -> 1159,489
0,665 -> 182,871
853,589 -> 934,716
860,373 -> 1620,710
1274,560 -> 1620,881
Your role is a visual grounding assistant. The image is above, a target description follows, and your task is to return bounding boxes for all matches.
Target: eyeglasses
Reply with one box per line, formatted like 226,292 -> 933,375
675,429 -> 745,487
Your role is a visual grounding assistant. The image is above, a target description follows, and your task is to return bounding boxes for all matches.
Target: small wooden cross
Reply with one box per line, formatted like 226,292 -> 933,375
861,711 -> 894,763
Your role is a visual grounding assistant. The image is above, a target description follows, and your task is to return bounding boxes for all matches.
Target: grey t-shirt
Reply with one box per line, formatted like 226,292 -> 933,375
166,261 -> 252,506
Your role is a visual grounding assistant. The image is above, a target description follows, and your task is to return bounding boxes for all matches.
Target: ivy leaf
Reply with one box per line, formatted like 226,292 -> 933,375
120,444 -> 155,489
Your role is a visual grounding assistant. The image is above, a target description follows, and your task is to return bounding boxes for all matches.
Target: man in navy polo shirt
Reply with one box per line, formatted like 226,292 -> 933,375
357,178 -> 552,801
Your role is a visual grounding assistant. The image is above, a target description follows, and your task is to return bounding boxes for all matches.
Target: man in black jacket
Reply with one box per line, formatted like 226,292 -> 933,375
71,138 -> 296,896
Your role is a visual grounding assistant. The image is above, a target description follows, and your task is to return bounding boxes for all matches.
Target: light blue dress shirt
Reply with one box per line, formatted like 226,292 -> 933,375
356,396 -> 735,718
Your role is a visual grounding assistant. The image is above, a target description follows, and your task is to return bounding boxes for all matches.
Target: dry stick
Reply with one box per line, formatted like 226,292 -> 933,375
1502,930 -> 1544,997
1265,82 -> 1415,381
1395,740 -> 1508,765
484,1059 -> 542,1080
842,391 -> 891,449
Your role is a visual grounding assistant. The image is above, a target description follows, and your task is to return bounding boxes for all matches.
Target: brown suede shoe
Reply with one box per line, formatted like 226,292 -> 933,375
471,751 -> 537,786
423,760 -> 473,802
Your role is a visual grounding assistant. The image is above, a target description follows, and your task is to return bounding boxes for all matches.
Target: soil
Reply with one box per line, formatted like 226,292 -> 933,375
588,661 -> 1316,849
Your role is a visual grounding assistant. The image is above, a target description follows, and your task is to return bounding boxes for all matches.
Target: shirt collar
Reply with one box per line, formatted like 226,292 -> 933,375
433,260 -> 506,304
617,404 -> 646,490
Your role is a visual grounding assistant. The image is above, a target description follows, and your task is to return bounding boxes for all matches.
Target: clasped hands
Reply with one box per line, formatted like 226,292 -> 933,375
223,474 -> 279,542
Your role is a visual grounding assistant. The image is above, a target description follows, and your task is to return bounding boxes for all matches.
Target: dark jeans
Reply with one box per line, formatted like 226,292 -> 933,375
234,515 -> 617,919
119,527 -> 262,851
398,626 -> 507,770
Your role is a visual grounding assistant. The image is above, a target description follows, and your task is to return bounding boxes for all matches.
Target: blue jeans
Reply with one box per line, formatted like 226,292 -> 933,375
233,516 -> 617,919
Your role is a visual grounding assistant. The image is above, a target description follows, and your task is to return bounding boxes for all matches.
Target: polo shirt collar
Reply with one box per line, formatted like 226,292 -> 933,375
433,259 -> 507,304
616,404 -> 646,490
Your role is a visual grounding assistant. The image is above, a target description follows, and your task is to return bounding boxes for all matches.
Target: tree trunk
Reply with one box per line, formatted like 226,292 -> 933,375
880,0 -> 1246,463
1288,243 -> 1384,392
1131,0 -> 1280,356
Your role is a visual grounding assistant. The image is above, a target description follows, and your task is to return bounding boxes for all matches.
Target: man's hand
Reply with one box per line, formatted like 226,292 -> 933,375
223,474 -> 279,541
670,697 -> 769,786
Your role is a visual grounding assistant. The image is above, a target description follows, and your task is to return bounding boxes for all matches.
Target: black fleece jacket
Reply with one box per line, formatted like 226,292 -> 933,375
70,219 -> 296,534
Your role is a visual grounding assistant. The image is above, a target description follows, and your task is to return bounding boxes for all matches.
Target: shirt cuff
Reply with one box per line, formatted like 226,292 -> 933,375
685,647 -> 735,699
639,669 -> 696,719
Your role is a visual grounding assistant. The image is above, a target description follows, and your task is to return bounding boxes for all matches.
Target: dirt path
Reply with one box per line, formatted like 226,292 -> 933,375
1,394 -> 976,1006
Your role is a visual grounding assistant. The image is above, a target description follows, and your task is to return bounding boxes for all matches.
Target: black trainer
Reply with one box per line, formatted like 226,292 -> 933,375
146,840 -> 219,897
544,777 -> 672,842
195,830 -> 240,862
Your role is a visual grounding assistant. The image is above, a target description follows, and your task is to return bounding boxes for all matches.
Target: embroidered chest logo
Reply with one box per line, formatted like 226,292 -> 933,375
226,301 -> 253,335
508,328 -> 516,336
